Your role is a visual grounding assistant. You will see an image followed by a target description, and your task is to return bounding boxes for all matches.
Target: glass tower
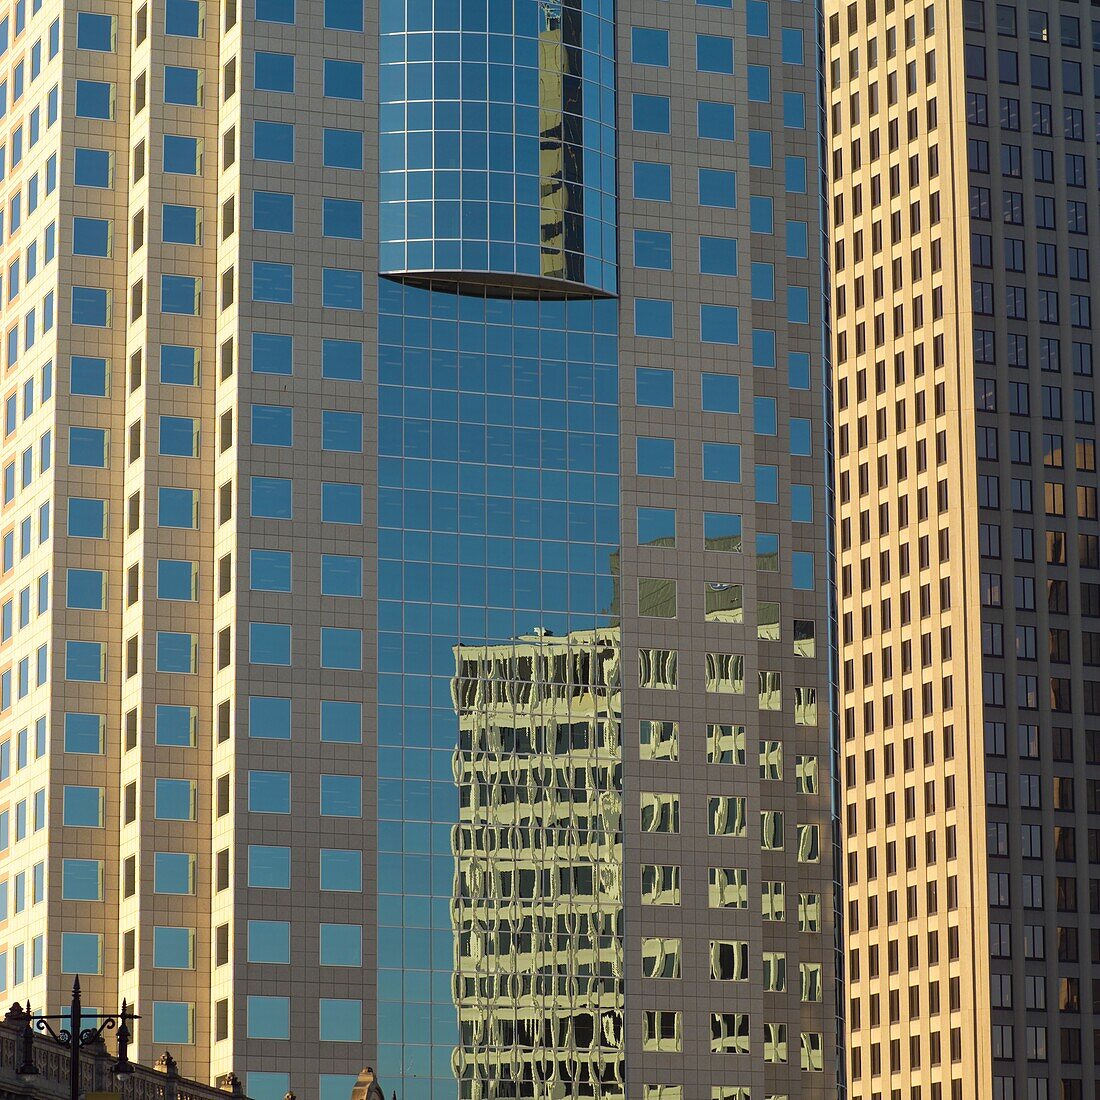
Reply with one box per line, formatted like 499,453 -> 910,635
0,0 -> 840,1094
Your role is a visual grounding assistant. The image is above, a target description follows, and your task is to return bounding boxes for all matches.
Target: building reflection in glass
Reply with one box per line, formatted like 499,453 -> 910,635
449,629 -> 623,1099
376,280 -> 619,1100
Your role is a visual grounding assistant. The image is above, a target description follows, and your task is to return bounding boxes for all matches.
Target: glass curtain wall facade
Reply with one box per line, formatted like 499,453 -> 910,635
829,0 -> 1100,1098
0,0 -> 838,1095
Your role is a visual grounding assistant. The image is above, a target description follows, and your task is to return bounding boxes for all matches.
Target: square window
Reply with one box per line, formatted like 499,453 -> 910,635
248,845 -> 290,888
637,437 -> 675,478
153,1002 -> 195,1045
249,696 -> 291,739
251,476 -> 293,519
253,332 -> 293,375
319,999 -> 362,1042
320,701 -> 362,743
155,704 -> 196,746
321,627 -> 362,670
637,507 -> 676,547
320,849 -> 361,891
255,51 -> 294,93
633,161 -> 671,201
703,443 -> 742,483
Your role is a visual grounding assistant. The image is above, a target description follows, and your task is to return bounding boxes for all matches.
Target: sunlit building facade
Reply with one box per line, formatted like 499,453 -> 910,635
0,0 -> 839,1094
828,0 -> 1100,1097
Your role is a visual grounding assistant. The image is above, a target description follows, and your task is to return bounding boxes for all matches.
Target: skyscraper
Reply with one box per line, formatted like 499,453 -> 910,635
828,0 -> 1100,1097
2,0 -> 840,1094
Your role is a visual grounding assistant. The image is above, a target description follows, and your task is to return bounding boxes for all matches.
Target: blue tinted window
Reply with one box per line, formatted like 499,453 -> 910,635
158,488 -> 197,528
247,920 -> 290,963
321,555 -> 362,596
250,624 -> 291,666
637,507 -> 676,547
76,12 -> 114,50
747,0 -> 770,35
754,396 -> 778,434
165,0 -> 202,35
637,437 -> 675,478
323,59 -> 363,100
631,27 -> 669,66
700,236 -> 737,276
634,298 -> 673,338
163,134 -> 200,174
791,418 -> 812,456
748,65 -> 771,102
319,849 -> 361,891
784,92 -> 806,128
249,696 -> 291,739
751,262 -> 775,301
786,221 -> 809,258
782,28 -> 805,63
324,0 -> 363,29
255,51 -> 294,92
322,269 -> 363,309
756,465 -> 779,503
252,261 -> 293,304
632,93 -> 670,134
702,442 -> 742,483
633,161 -> 671,201
71,286 -> 108,326
161,274 -> 199,315
161,345 -> 198,385
321,701 -> 362,744
753,330 -> 777,368
698,101 -> 735,140
322,483 -> 362,524
634,230 -> 672,270
162,204 -> 199,244
699,168 -> 736,208
164,66 -> 201,105
75,80 -> 113,119
322,198 -> 363,240
702,374 -> 740,414
750,196 -> 774,233
254,121 -> 294,163
74,148 -> 111,187
320,774 -> 362,815
248,845 -> 290,888
160,416 -> 197,457
700,304 -> 739,345
250,550 -> 292,592
69,426 -> 107,467
791,485 -> 814,522
704,512 -> 743,551
321,627 -> 362,670
636,367 -> 674,409
789,352 -> 811,390
246,996 -> 289,1039
64,713 -> 103,753
72,217 -> 110,256
70,355 -> 108,396
793,552 -> 815,590
252,404 -> 293,447
155,705 -> 195,745
789,286 -> 810,324
252,332 -> 293,375
748,130 -> 773,167
322,339 -> 363,380
256,0 -> 294,23
697,34 -> 733,73
786,156 -> 807,193
323,128 -> 363,169
253,191 -> 294,233
322,411 -> 363,452
68,498 -> 106,537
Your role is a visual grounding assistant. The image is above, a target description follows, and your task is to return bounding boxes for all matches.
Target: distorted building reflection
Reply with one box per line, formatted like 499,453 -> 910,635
450,629 -> 624,1099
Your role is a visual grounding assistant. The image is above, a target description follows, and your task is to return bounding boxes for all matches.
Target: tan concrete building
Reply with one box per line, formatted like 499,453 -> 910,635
828,0 -> 1100,1096
0,0 -> 840,1093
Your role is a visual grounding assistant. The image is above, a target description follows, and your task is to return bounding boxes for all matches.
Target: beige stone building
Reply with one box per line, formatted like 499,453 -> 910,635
828,0 -> 1100,1096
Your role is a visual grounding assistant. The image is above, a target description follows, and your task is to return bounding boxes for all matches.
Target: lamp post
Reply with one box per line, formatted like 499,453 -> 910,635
18,976 -> 138,1100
